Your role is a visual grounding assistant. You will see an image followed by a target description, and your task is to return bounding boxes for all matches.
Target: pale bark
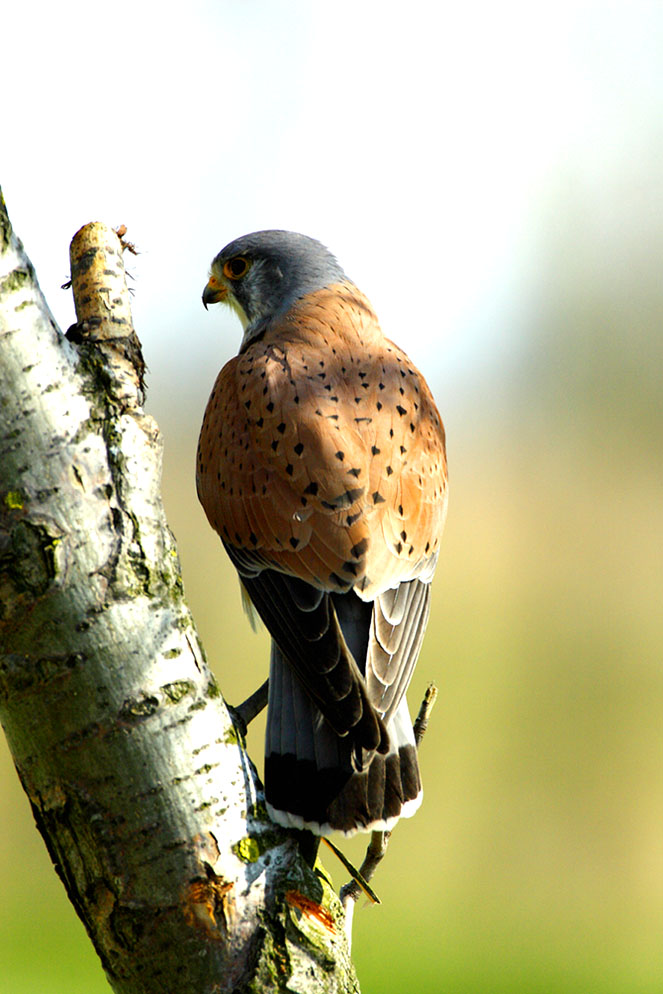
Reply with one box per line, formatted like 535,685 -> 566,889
0,191 -> 359,994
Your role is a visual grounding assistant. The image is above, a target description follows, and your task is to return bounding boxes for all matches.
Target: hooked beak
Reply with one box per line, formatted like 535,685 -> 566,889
202,275 -> 228,310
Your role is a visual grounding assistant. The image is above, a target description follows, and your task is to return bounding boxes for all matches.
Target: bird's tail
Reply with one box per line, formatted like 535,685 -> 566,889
264,643 -> 422,836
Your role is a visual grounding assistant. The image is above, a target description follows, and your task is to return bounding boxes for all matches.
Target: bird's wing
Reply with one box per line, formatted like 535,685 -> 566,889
226,551 -> 387,757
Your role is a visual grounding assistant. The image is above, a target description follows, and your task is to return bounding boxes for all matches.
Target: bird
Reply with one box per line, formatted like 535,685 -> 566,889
196,230 -> 448,837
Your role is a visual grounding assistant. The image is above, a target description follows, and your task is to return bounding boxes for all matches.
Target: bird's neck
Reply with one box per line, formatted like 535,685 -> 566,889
261,281 -> 384,351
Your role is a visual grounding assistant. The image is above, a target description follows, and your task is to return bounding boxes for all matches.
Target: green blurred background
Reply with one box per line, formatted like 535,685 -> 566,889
2,2 -> 663,991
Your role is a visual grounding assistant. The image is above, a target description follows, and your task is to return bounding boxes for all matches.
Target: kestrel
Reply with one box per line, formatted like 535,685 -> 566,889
197,230 -> 448,836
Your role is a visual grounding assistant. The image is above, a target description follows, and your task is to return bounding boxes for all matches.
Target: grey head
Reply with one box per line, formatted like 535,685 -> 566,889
202,230 -> 348,347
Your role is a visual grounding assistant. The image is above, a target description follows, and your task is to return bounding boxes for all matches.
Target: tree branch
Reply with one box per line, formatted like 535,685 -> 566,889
0,193 -> 358,993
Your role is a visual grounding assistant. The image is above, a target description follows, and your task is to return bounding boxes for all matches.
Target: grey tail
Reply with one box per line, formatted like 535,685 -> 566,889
264,643 -> 422,836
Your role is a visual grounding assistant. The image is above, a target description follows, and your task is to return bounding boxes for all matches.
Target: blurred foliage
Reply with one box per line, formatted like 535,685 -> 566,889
2,174 -> 663,992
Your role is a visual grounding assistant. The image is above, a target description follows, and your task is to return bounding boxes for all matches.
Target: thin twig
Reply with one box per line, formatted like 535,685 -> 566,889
413,683 -> 439,746
322,837 -> 380,904
230,678 -> 269,736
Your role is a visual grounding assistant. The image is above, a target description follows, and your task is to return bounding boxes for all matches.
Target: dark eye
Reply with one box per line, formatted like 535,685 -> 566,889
223,256 -> 251,280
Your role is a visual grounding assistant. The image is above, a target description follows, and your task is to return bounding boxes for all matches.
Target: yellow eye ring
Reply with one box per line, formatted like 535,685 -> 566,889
222,256 -> 251,280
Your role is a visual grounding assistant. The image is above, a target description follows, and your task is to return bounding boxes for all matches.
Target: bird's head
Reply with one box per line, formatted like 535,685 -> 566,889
202,230 -> 347,346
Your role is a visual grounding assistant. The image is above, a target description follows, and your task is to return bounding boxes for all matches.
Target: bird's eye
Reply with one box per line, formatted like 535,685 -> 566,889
223,256 -> 251,280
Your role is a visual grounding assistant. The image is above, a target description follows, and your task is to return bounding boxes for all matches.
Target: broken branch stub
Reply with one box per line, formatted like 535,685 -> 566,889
68,222 -> 145,407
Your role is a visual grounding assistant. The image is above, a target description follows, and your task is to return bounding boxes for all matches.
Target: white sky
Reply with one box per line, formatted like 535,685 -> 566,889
4,1 -> 663,420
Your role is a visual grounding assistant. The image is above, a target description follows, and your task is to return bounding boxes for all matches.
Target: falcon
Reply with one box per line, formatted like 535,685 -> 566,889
197,230 -> 447,836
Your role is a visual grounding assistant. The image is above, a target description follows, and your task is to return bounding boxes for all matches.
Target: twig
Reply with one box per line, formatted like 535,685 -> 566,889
413,683 -> 438,746
230,678 -> 269,736
322,837 -> 380,905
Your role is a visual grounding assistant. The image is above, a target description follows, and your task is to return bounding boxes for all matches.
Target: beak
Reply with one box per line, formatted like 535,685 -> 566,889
202,275 -> 228,310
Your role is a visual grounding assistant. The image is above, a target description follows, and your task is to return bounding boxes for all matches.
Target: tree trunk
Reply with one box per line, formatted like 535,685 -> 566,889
0,190 -> 359,994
